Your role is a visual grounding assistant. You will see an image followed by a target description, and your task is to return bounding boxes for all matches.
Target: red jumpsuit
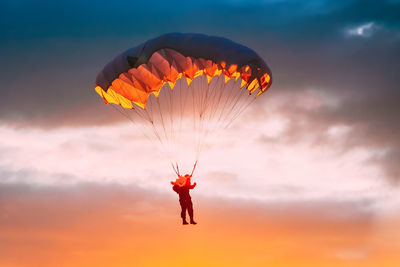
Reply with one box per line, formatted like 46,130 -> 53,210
172,178 -> 196,221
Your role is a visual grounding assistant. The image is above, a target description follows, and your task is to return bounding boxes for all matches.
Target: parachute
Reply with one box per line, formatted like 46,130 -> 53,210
95,33 -> 272,172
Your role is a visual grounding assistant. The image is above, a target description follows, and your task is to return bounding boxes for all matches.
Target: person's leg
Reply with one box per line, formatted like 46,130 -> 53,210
188,199 -> 196,224
179,199 -> 188,224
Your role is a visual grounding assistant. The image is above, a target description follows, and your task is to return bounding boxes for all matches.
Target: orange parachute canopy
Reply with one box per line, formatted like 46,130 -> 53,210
95,33 -> 272,109
94,33 -> 272,172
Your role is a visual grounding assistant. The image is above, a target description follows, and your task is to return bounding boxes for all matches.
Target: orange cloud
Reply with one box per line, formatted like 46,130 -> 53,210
0,183 -> 399,267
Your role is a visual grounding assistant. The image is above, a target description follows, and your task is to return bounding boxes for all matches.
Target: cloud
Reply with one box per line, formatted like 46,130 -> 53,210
1,121 -> 399,214
1,0 -> 400,184
345,22 -> 380,37
0,182 -> 399,267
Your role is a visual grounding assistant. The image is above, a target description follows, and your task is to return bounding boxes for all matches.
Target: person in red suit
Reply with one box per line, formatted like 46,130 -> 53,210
171,174 -> 197,225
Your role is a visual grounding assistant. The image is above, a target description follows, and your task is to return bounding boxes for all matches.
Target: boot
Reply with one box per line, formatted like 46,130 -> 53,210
182,218 -> 189,225
190,218 -> 197,225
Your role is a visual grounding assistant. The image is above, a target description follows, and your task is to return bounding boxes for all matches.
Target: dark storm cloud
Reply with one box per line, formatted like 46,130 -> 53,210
0,0 -> 399,180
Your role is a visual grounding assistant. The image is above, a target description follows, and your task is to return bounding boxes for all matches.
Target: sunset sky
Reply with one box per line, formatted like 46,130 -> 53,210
1,0 -> 400,266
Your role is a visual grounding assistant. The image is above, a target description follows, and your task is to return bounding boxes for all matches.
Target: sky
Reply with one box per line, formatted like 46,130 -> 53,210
1,0 -> 400,266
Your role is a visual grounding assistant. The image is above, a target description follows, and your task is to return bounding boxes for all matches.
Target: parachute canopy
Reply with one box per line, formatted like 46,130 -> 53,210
94,33 -> 272,171
95,33 -> 272,109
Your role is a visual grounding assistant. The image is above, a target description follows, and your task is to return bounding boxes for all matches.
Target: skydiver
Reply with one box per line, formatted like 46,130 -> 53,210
171,161 -> 197,225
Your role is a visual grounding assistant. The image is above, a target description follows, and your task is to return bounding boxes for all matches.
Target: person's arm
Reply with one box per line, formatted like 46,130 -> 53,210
189,182 -> 196,189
